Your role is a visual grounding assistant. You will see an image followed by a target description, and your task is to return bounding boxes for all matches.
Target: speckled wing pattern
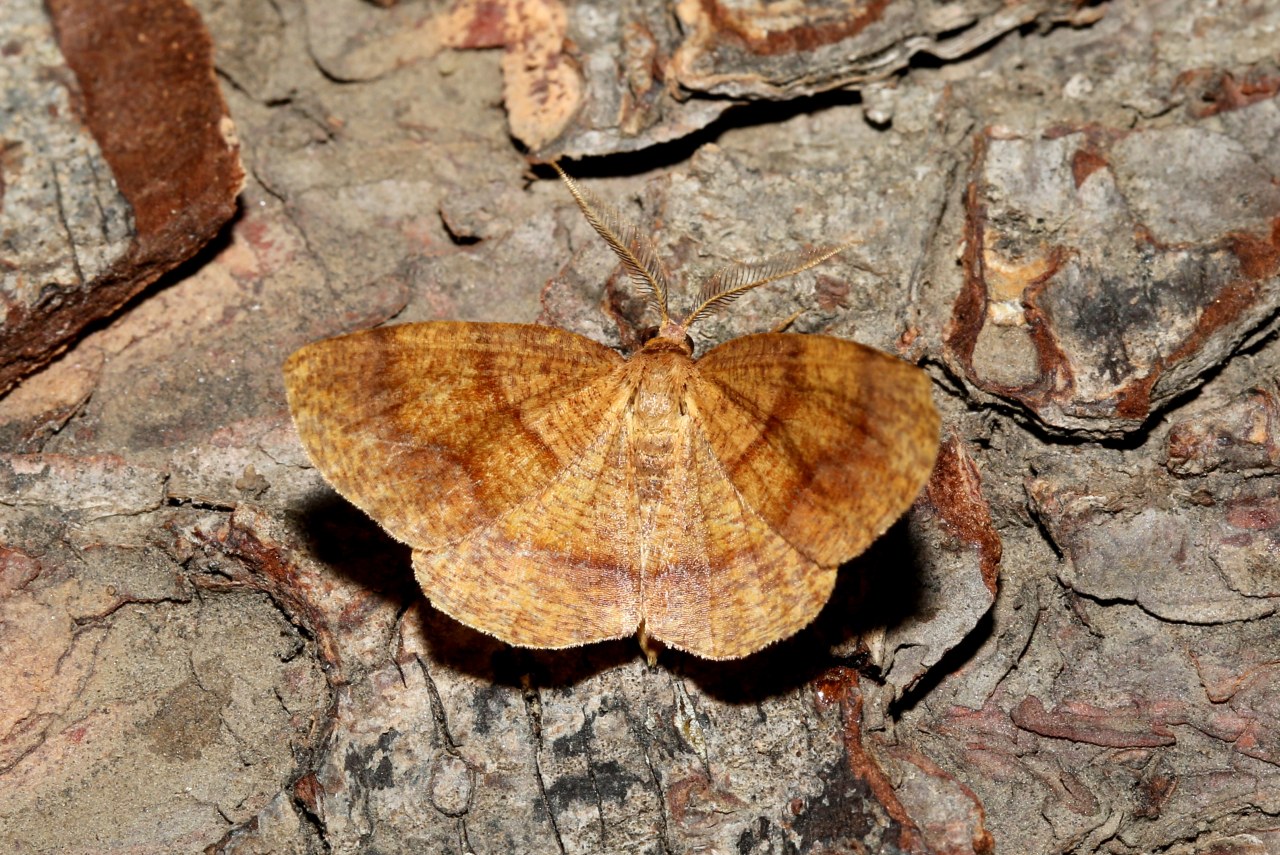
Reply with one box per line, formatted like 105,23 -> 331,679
284,323 -> 939,659
285,322 -> 643,646
636,333 -> 939,659
409,389 -> 643,648
630,400 -> 837,660
690,332 -> 940,567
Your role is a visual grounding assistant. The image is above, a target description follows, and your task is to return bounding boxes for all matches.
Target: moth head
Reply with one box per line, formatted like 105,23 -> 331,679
552,162 -> 857,348
635,324 -> 695,355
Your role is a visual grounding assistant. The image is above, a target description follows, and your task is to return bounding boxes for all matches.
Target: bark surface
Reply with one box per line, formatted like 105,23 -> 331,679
2,1 -> 1278,853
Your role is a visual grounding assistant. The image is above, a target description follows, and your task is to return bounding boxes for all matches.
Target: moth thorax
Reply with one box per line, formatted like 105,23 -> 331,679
630,348 -> 693,424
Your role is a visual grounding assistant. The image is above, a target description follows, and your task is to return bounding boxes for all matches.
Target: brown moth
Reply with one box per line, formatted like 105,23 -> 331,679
284,165 -> 940,660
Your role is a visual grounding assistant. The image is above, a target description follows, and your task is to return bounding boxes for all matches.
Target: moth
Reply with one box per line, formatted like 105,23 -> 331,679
284,165 -> 940,660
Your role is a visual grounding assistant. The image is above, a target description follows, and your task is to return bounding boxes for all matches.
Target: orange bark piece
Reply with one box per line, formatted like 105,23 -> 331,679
284,169 -> 940,659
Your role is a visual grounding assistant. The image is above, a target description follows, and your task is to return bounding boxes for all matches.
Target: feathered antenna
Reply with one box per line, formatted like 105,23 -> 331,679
553,163 -> 671,325
680,242 -> 857,330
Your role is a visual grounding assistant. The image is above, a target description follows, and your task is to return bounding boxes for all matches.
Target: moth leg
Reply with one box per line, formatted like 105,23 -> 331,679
636,620 -> 663,667
769,309 -> 805,334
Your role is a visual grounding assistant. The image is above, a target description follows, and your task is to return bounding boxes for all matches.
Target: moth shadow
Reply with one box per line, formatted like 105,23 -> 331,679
674,517 -> 928,704
292,489 -> 417,601
412,608 -> 641,689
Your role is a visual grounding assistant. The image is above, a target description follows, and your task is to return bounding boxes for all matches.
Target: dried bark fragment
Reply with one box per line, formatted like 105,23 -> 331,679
440,0 -> 1101,157
1166,381 -> 1280,476
0,2 -> 132,392
944,102 -> 1280,435
923,437 -> 1002,596
435,0 -> 582,152
1011,697 -> 1177,749
1028,467 -> 1280,623
669,0 -> 1091,98
0,0 -> 243,395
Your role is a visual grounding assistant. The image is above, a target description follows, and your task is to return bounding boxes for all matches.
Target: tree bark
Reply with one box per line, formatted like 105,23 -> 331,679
2,1 -> 1279,853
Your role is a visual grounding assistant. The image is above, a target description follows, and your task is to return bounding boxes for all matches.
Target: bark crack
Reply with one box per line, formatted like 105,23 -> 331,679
522,681 -> 567,855
638,669 -> 674,855
640,734 -> 674,855
906,151 -> 963,310
416,654 -> 458,751
49,159 -> 86,286
583,734 -> 609,847
459,815 -> 474,855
